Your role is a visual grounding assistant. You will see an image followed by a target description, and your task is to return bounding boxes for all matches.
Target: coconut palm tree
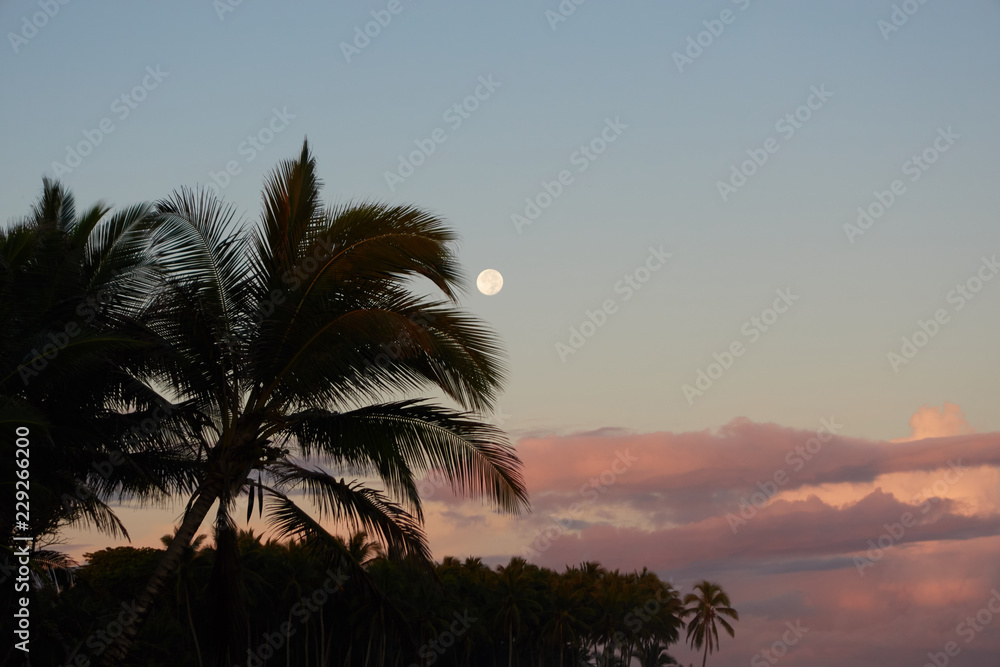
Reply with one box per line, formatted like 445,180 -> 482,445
632,644 -> 678,667
542,572 -> 591,666
100,140 -> 529,665
495,557 -> 543,667
681,581 -> 739,667
160,531 -> 209,666
1,179 -> 197,550
0,179 -> 200,662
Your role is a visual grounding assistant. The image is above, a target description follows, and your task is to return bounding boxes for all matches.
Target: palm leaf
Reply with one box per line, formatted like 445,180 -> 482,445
282,400 -> 528,516
267,460 -> 430,560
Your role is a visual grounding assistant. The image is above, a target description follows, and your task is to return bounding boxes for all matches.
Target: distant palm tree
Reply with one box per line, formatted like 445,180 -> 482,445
681,581 -> 738,667
542,574 -> 590,666
495,557 -> 542,667
632,643 -> 678,667
339,530 -> 383,566
101,140 -> 529,665
160,531 -> 209,667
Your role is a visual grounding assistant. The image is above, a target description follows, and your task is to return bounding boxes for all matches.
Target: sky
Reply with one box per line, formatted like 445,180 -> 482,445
3,1 -> 1000,665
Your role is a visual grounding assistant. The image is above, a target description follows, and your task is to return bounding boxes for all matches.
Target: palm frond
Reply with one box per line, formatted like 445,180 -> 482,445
267,461 -> 430,560
283,400 -> 528,516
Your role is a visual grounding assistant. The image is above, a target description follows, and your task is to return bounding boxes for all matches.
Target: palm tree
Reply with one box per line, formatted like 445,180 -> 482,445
495,557 -> 542,667
632,644 -> 678,667
1,179 -> 195,549
681,581 -> 739,667
160,531 -> 209,667
101,140 -> 529,665
542,572 -> 591,666
0,179 -> 199,667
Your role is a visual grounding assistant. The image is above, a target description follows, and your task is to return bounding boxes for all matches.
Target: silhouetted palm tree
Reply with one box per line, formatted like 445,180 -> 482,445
632,644 -> 678,667
495,557 -> 542,667
160,531 -> 209,666
101,140 -> 529,665
1,179 -> 197,550
681,581 -> 739,667
0,180 -> 200,667
542,573 -> 591,666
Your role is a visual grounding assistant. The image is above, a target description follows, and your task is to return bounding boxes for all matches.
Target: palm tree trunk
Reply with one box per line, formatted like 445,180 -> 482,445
702,641 -> 708,667
185,590 -> 204,667
363,629 -> 373,667
319,606 -> 327,664
99,478 -> 220,666
508,625 -> 513,667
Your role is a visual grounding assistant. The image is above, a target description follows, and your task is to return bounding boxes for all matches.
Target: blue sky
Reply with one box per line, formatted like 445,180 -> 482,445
3,0 -> 1000,440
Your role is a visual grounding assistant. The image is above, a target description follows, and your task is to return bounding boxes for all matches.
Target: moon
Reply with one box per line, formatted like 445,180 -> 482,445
476,269 -> 503,295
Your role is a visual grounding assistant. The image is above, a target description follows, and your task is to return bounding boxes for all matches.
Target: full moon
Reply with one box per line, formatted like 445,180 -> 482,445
476,269 -> 503,295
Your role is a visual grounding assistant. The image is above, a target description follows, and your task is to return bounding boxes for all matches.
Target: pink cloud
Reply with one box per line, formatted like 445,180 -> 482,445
892,402 -> 977,442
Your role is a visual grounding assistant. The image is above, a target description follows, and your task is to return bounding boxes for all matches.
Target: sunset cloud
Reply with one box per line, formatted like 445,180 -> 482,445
414,405 -> 1000,666
892,402 -> 977,442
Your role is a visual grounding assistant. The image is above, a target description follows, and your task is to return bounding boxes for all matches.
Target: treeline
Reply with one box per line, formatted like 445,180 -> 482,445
26,530 -> 699,667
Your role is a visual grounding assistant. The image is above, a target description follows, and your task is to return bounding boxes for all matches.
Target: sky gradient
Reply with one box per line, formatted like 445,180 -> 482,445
4,1 -> 1000,665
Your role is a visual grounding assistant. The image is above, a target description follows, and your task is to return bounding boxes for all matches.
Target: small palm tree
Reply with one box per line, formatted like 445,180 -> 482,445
160,531 -> 209,667
632,643 -> 678,667
495,557 -> 542,667
681,581 -> 738,667
542,580 -> 590,667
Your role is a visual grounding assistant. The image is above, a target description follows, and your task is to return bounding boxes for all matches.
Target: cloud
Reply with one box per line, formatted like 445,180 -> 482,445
416,405 -> 1000,666
892,402 -> 976,442
514,416 -> 1000,528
